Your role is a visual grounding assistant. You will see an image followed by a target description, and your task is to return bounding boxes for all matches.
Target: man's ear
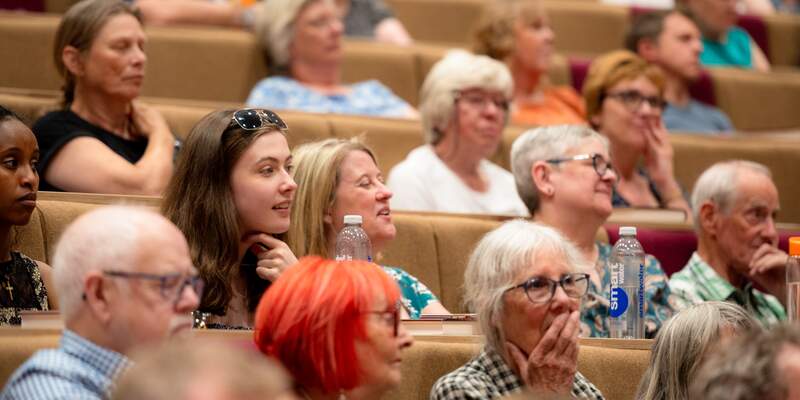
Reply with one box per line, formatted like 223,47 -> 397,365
698,201 -> 719,237
638,38 -> 659,62
531,161 -> 554,197
62,45 -> 85,77
83,272 -> 113,324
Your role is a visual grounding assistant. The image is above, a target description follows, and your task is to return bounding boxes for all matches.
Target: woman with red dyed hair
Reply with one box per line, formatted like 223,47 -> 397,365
254,256 -> 413,399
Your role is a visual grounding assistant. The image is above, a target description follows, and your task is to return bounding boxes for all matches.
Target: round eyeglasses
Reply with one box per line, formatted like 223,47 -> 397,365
546,153 -> 611,178
505,273 -> 590,304
102,270 -> 204,307
604,90 -> 666,112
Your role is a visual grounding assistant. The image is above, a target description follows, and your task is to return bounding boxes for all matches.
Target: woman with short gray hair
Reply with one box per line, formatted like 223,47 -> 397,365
246,0 -> 415,117
387,50 -> 528,216
510,125 -> 676,338
431,220 -> 603,399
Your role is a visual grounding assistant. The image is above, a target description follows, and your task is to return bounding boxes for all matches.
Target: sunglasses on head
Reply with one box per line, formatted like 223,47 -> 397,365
230,109 -> 288,131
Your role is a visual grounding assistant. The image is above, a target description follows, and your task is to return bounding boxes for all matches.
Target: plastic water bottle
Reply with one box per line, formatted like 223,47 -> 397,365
334,215 -> 372,262
786,237 -> 800,322
609,226 -> 645,339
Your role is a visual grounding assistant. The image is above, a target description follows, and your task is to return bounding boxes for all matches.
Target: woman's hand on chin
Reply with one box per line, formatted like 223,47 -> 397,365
242,233 -> 299,282
505,310 -> 580,395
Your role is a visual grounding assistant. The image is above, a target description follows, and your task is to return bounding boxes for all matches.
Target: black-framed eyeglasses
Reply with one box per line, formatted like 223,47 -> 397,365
230,108 -> 288,131
453,90 -> 510,112
365,301 -> 401,337
546,153 -> 611,178
604,90 -> 666,111
103,270 -> 204,306
506,273 -> 590,304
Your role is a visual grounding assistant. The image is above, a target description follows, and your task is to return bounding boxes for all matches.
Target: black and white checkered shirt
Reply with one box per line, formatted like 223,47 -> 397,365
430,347 -> 604,400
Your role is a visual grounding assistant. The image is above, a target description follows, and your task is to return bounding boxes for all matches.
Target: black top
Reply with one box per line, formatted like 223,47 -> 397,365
32,109 -> 148,191
0,252 -> 49,326
344,0 -> 393,37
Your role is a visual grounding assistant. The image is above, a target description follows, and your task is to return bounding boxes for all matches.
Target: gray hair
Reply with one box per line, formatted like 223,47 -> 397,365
419,50 -> 513,145
463,220 -> 589,354
52,206 -> 175,321
690,160 -> 772,229
636,301 -> 759,400
510,125 -> 609,214
689,323 -> 800,400
254,0 -> 322,70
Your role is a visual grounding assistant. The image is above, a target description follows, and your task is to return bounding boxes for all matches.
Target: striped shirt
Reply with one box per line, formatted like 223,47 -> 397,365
669,252 -> 786,326
0,329 -> 131,400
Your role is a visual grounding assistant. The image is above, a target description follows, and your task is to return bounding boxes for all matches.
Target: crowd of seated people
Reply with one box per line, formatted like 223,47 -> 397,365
1,0 -> 800,398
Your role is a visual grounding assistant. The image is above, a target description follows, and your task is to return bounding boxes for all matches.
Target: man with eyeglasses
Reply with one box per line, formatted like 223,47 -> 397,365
670,161 -> 786,326
626,9 -> 734,134
1,206 -> 202,400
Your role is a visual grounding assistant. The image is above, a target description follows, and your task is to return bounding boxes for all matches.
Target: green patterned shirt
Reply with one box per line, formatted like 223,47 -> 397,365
381,266 -> 439,319
669,252 -> 786,326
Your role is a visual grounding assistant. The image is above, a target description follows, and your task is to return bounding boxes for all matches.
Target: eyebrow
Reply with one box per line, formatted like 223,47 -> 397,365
255,155 -> 292,164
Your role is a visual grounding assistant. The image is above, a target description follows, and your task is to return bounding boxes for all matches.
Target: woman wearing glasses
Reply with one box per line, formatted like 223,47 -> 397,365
287,137 -> 448,319
255,256 -> 413,400
510,125 -> 676,338
246,0 -> 415,118
162,108 -> 298,329
387,50 -> 528,217
582,50 -> 691,217
431,220 -> 603,399
33,0 -> 175,194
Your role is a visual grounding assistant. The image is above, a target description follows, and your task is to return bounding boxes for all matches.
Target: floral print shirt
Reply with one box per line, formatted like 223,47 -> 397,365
381,266 -> 439,319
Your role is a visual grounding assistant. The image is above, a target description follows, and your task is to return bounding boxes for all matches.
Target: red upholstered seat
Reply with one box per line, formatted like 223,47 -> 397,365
568,57 -> 592,93
737,14 -> 770,62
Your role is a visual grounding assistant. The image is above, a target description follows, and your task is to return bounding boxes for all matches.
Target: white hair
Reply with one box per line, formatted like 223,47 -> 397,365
463,220 -> 589,354
419,49 -> 513,145
254,0 -> 327,69
690,160 -> 772,230
53,206 -> 174,321
510,125 -> 609,214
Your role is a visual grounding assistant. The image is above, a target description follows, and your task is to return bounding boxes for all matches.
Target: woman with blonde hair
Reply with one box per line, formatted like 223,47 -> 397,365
636,301 -> 759,400
582,50 -> 690,216
287,137 -> 448,318
473,0 -> 585,126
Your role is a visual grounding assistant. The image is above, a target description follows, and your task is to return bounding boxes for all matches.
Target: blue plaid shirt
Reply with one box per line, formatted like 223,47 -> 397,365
0,329 -> 131,400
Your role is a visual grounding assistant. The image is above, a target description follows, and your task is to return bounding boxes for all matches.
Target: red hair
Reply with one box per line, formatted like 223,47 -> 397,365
253,256 -> 401,394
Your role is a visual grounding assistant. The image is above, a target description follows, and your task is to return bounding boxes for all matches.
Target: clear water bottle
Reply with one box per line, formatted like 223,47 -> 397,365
609,226 -> 645,339
786,237 -> 800,322
334,215 -> 372,262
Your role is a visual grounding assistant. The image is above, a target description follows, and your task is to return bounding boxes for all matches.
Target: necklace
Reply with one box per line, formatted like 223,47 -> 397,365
2,278 -> 12,302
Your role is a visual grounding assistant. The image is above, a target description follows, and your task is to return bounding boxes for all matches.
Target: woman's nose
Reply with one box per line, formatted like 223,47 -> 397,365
396,323 -> 414,350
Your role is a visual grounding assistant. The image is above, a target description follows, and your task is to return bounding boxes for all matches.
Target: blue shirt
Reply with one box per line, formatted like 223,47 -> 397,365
0,330 -> 131,400
246,76 -> 411,118
663,99 -> 734,134
700,26 -> 753,69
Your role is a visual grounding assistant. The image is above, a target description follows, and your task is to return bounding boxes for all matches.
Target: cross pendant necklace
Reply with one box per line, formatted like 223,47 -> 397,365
3,279 -> 12,302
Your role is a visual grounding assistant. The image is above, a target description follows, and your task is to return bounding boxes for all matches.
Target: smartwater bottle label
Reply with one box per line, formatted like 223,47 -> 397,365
609,287 -> 628,317
638,263 -> 645,318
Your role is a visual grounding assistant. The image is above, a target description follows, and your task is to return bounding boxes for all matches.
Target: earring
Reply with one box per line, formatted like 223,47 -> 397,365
545,188 -> 554,196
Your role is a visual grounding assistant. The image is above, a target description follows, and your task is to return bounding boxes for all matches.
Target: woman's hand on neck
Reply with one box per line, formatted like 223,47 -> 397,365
70,85 -> 133,138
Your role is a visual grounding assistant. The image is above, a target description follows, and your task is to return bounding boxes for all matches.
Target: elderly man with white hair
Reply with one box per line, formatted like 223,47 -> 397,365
388,50 -> 528,216
0,206 -> 201,400
431,220 -> 603,399
669,160 -> 786,326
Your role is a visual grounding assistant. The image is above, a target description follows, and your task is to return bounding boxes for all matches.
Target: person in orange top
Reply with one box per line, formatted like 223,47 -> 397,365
472,0 -> 586,127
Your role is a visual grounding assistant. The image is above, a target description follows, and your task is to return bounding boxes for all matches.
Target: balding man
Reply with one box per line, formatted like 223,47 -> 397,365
0,206 -> 201,399
669,161 -> 786,326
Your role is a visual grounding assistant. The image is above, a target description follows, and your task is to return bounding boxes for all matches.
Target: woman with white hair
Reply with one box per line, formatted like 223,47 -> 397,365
387,50 -> 528,216
431,220 -> 603,399
245,0 -> 415,118
510,125 -> 676,338
636,301 -> 758,400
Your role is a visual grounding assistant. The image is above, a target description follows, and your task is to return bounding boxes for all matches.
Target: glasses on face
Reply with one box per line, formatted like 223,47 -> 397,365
230,109 -> 288,131
365,301 -> 401,337
103,270 -> 204,307
506,273 -> 590,304
454,90 -> 510,112
546,153 -> 611,178
604,90 -> 666,112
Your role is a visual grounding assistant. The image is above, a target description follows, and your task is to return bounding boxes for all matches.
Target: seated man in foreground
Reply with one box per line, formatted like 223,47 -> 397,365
0,206 -> 202,399
669,160 -> 786,325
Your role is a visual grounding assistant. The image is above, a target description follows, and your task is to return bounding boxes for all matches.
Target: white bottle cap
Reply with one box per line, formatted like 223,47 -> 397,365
343,215 -> 363,225
619,226 -> 637,236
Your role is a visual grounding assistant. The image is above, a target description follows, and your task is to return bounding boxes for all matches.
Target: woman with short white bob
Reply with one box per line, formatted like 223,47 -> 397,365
387,50 -> 528,217
431,220 -> 604,399
510,125 -> 676,338
636,301 -> 759,400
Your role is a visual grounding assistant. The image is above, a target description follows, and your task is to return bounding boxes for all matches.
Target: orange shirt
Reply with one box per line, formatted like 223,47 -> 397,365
512,86 -> 587,127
